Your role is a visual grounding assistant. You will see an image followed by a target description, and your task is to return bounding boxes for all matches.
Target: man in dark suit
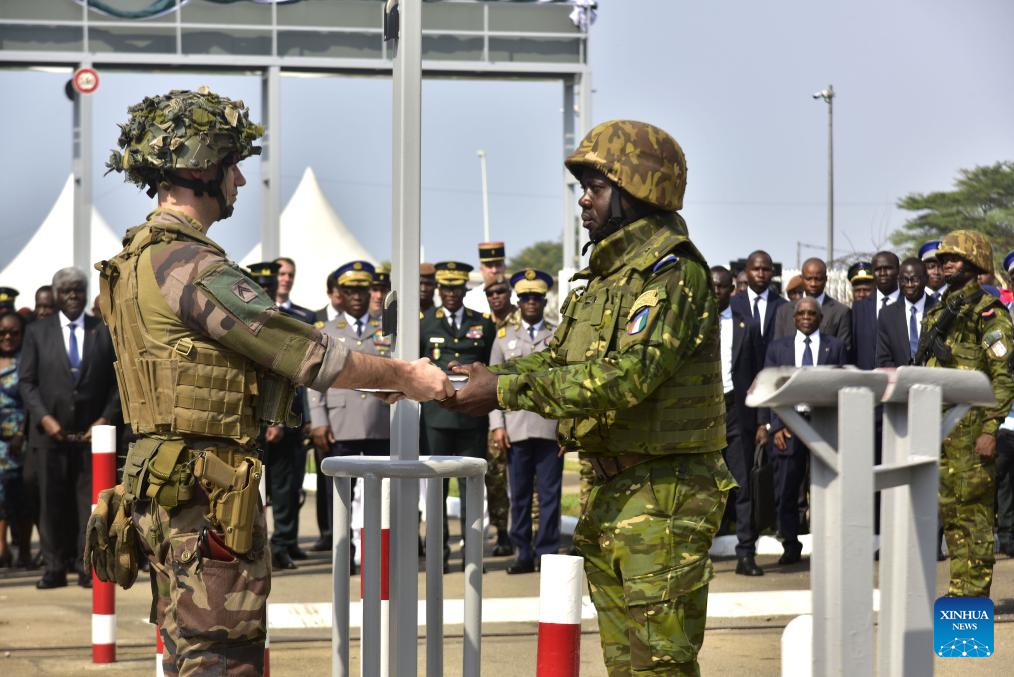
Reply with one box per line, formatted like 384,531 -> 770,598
761,297 -> 847,564
420,261 -> 496,569
877,257 -> 934,368
712,267 -> 766,575
274,256 -> 316,324
774,257 -> 852,353
18,267 -> 119,589
730,250 -> 786,350
851,251 -> 900,369
313,269 -> 343,328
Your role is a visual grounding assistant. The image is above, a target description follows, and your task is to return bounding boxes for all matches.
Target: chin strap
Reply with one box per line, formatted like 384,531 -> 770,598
582,183 -> 628,256
158,163 -> 234,219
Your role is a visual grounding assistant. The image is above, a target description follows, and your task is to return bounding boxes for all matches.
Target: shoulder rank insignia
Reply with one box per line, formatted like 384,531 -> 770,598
483,312 -> 491,319
497,327 -> 507,338
626,307 -> 650,335
419,311 -> 425,320
369,319 -> 379,327
982,308 -> 996,318
314,320 -> 325,329
436,309 -> 445,319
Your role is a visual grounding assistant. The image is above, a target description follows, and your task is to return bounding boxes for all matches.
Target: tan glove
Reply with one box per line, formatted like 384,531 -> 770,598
83,485 -> 139,589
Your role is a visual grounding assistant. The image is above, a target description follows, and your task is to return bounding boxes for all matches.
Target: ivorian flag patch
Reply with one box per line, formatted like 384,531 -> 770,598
627,307 -> 650,335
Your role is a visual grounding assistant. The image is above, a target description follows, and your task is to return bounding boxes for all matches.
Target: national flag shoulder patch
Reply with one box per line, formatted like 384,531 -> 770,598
626,306 -> 650,335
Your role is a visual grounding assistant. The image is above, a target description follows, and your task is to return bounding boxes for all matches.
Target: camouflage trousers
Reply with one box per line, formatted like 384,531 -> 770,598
485,431 -> 510,535
574,451 -> 734,676
939,435 -> 995,597
134,482 -> 270,676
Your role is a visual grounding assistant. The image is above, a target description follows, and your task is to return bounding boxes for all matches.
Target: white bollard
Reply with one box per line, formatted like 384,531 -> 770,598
537,554 -> 584,677
781,614 -> 813,677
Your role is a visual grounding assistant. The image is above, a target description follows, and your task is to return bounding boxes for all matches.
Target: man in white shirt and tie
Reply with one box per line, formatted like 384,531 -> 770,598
876,258 -> 935,368
760,297 -> 847,564
851,250 -> 900,369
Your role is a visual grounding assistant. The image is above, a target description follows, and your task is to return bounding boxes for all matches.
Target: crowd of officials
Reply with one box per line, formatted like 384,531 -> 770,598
2,235 -> 1013,593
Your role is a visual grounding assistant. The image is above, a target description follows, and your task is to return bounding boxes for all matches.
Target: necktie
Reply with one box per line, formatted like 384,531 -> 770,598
450,315 -> 458,334
67,323 -> 81,375
528,326 -> 536,341
752,295 -> 762,333
802,336 -> 814,367
881,295 -> 890,311
930,291 -> 940,304
355,319 -> 363,338
908,305 -> 919,358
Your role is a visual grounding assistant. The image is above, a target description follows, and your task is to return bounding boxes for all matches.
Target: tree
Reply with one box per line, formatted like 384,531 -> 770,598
507,240 -> 563,278
891,161 -> 1014,271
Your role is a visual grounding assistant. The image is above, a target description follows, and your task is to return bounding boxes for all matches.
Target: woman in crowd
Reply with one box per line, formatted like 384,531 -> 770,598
0,310 -> 30,568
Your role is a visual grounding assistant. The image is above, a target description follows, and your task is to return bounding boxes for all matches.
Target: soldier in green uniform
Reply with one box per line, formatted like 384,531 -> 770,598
82,88 -> 451,676
420,262 -> 496,570
916,229 -> 1014,597
448,119 -> 735,676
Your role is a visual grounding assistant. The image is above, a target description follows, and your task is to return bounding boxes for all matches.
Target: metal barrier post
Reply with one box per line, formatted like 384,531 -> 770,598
322,455 -> 487,677
332,477 -> 352,677
90,424 -> 117,664
425,478 -> 444,676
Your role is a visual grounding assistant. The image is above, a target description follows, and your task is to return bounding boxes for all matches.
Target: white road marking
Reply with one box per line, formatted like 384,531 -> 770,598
266,590 -> 881,629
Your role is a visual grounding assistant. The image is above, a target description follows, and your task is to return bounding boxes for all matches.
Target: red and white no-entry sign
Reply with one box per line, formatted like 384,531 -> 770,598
72,67 -> 100,94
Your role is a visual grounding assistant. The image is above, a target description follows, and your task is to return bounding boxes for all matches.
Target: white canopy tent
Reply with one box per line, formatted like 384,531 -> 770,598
241,166 -> 377,309
0,174 -> 122,306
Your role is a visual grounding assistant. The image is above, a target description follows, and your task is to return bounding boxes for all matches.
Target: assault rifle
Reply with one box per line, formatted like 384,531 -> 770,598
912,289 -> 984,366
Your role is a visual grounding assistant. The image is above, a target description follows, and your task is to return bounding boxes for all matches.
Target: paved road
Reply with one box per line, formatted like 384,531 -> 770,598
2,483 -> 1013,675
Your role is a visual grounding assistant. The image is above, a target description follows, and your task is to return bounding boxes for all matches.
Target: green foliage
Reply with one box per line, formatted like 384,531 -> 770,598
507,240 -> 563,277
891,161 -> 1014,271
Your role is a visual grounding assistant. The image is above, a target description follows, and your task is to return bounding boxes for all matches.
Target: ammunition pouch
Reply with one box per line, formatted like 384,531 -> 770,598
123,437 -> 194,510
193,450 -> 263,555
256,371 -> 300,428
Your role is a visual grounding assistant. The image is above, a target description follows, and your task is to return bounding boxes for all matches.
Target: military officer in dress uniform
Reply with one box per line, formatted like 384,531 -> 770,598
308,261 -> 392,574
420,261 -> 496,569
464,242 -> 516,314
489,269 -> 561,574
420,262 -> 437,313
0,287 -> 19,312
848,261 -> 875,303
246,262 -> 312,570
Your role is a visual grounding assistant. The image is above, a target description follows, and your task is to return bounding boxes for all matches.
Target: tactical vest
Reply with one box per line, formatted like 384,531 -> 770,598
97,213 -> 293,445
553,216 -> 726,456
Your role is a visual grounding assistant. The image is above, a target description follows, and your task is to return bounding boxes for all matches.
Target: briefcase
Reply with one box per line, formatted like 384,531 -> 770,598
750,442 -> 776,533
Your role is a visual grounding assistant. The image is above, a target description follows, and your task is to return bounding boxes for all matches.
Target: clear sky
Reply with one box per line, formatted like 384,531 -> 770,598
2,0 -> 1013,305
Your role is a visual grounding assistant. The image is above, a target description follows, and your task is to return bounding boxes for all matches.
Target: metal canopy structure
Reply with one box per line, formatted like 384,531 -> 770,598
0,0 -> 591,279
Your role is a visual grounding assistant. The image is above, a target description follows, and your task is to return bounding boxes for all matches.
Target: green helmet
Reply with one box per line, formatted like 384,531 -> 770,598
565,119 -> 687,211
106,87 -> 262,210
935,229 -> 994,273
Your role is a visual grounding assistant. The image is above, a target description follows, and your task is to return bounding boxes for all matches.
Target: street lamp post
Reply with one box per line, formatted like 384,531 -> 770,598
477,149 -> 491,242
813,85 -> 835,265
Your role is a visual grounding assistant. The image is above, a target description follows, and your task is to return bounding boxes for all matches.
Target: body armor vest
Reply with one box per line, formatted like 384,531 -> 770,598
98,217 -> 285,445
553,218 -> 726,456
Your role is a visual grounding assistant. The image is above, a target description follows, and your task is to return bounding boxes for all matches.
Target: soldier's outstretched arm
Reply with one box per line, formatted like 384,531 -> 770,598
499,262 -> 712,419
152,245 -> 450,401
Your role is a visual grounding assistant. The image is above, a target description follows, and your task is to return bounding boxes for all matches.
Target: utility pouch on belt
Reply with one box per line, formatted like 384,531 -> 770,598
123,437 -> 194,509
193,451 -> 262,555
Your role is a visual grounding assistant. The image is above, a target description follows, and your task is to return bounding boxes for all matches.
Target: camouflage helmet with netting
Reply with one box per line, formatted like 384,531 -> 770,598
106,86 -> 263,196
564,120 -> 687,211
936,229 -> 994,273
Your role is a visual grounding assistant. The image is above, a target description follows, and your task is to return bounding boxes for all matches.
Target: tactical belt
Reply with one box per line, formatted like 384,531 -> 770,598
584,453 -> 657,484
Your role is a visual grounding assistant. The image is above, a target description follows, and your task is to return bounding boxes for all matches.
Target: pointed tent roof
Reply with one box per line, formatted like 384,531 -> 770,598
240,167 -> 376,308
0,175 -> 122,305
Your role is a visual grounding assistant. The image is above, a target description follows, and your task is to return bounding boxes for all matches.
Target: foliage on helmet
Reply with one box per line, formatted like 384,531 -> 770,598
936,229 -> 994,273
565,120 -> 687,211
106,87 -> 262,192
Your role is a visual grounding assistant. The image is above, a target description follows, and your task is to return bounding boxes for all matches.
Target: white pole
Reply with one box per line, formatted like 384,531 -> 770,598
478,149 -> 491,242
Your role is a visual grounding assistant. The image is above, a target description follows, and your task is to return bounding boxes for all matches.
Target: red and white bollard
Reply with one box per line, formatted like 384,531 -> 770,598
263,625 -> 271,677
537,554 -> 584,677
91,424 -> 117,664
155,626 -> 165,677
360,478 -> 391,677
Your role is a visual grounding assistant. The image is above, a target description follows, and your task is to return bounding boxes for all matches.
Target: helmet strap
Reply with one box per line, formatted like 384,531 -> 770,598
165,164 -> 232,219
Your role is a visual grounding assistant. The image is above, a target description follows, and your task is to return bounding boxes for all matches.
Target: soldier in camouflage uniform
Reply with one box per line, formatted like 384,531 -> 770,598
449,120 -> 734,676
82,88 -> 451,676
917,229 -> 1014,597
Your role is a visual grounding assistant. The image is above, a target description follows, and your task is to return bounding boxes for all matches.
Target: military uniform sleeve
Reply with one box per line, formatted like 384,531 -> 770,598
150,242 -> 348,392
978,305 -> 1014,435
497,260 -> 713,418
